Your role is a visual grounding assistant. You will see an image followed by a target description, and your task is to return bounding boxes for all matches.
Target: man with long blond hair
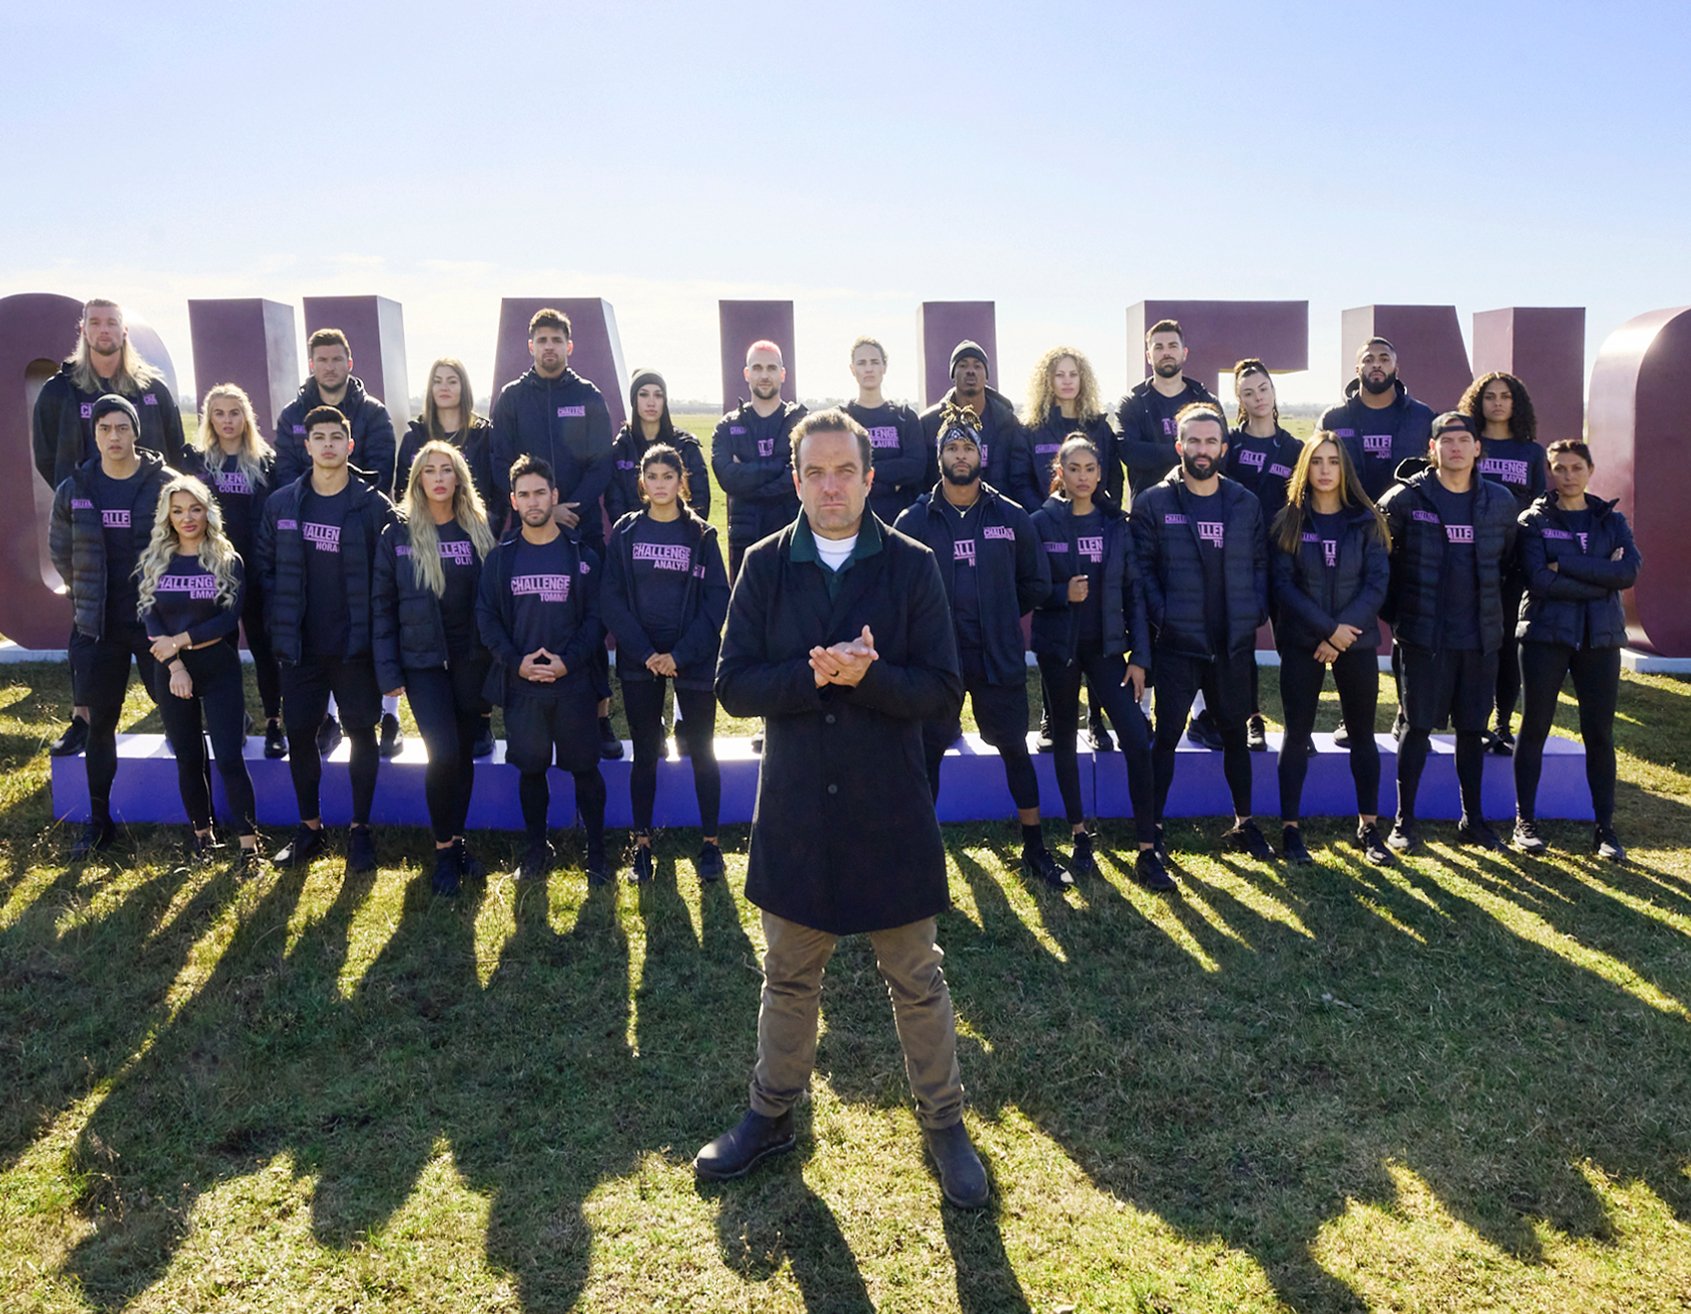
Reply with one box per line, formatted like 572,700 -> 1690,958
35,298 -> 186,758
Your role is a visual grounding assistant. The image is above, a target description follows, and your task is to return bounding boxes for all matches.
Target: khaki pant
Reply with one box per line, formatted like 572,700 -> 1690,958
749,910 -> 964,1130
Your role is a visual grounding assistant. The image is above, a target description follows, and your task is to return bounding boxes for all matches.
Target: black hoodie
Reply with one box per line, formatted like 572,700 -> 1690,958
489,368 -> 615,544
1317,378 -> 1435,503
274,375 -> 397,495
1112,375 -> 1218,496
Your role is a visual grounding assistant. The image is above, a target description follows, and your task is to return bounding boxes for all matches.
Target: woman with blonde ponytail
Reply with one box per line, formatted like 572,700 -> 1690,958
372,441 -> 497,894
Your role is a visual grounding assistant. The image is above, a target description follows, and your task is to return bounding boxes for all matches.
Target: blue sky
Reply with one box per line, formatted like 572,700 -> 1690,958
5,0 -> 1688,411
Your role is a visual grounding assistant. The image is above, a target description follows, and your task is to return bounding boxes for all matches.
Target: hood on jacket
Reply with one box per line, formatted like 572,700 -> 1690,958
1526,490 -> 1619,519
1342,376 -> 1412,409
1128,375 -> 1210,401
74,447 -> 169,483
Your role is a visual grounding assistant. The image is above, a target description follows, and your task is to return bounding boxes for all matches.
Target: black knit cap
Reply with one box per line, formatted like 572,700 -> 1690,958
628,367 -> 666,410
90,394 -> 141,431
949,340 -> 989,375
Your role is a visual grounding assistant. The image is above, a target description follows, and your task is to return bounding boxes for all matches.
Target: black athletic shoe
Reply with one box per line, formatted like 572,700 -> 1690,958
346,825 -> 378,873
431,845 -> 461,896
586,846 -> 611,886
629,845 -> 654,885
1034,714 -> 1055,753
1386,818 -> 1420,854
1185,710 -> 1225,751
1356,822 -> 1395,866
1282,825 -> 1313,865
1512,817 -> 1548,855
1247,713 -> 1269,753
1594,824 -> 1627,863
50,716 -> 89,757
1489,726 -> 1515,757
238,844 -> 265,875
1023,846 -> 1074,889
378,712 -> 404,759
1456,817 -> 1506,851
1085,719 -> 1115,754
316,716 -> 343,757
186,830 -> 224,864
275,824 -> 326,868
693,1108 -> 796,1182
696,841 -> 725,883
598,717 -> 624,761
1223,819 -> 1276,862
516,838 -> 555,881
1135,848 -> 1176,892
263,718 -> 288,759
69,820 -> 115,859
452,836 -> 486,881
923,1120 -> 991,1209
1331,722 -> 1350,749
1068,832 -> 1099,880
472,720 -> 495,759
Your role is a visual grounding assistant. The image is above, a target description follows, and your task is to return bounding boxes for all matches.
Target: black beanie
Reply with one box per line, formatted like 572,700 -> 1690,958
628,367 -> 666,412
90,394 -> 141,432
950,340 -> 989,375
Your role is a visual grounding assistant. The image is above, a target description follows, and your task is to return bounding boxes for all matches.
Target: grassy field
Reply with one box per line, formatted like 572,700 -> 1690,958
3,419 -> 1690,1312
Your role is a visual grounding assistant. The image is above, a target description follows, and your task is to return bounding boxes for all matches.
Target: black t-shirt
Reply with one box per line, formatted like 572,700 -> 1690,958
1071,509 -> 1106,646
508,534 -> 584,695
629,513 -> 694,652
145,554 -> 228,640
434,520 -> 482,659
94,465 -> 148,629
1227,427 -> 1297,522
1310,509 -> 1347,574
1180,485 -> 1230,649
206,452 -> 261,557
300,484 -> 353,658
1425,480 -> 1480,650
944,497 -> 984,652
848,402 -> 906,465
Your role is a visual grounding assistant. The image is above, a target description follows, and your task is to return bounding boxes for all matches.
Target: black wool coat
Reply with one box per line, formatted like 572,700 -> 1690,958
716,515 -> 962,935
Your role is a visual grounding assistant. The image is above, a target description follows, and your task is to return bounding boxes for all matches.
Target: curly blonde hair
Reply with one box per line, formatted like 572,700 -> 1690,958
1024,347 -> 1102,426
135,475 -> 243,618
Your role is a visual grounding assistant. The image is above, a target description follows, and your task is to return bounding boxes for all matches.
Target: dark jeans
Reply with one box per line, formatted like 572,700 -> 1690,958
1514,642 -> 1620,826
405,656 -> 489,843
623,678 -> 721,834
1277,647 -> 1381,819
1152,647 -> 1255,821
70,623 -> 160,826
280,656 -> 381,825
156,641 -> 256,835
1036,647 -> 1155,843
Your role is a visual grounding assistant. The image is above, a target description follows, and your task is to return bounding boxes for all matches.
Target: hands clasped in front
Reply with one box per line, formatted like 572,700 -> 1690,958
810,625 -> 878,688
519,648 -> 567,683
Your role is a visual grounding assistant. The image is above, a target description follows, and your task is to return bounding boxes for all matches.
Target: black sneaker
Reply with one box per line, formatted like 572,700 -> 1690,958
586,846 -> 612,886
1247,713 -> 1269,753
516,838 -> 555,881
263,718 -> 288,759
472,720 -> 495,758
1185,710 -> 1224,751
1512,817 -> 1548,855
69,819 -> 115,859
1282,825 -> 1313,865
1222,819 -> 1276,862
1593,824 -> 1627,863
1135,848 -> 1176,892
452,836 -> 486,881
1489,726 -> 1515,757
50,716 -> 89,757
1034,714 -> 1056,753
1022,846 -> 1074,889
238,844 -> 265,875
1331,722 -> 1351,749
378,712 -> 404,759
1085,718 -> 1115,754
1356,822 -> 1395,865
431,845 -> 462,896
696,841 -> 725,883
1386,818 -> 1420,853
275,824 -> 326,868
1068,832 -> 1099,879
1455,818 -> 1506,851
629,844 -> 654,885
598,717 -> 624,761
693,1109 -> 796,1182
186,830 -> 224,864
346,825 -> 378,873
316,716 -> 343,757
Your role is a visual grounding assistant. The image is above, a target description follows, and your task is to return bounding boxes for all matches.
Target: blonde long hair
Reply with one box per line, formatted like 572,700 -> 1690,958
403,440 -> 496,597
135,475 -> 243,618
1024,346 -> 1103,427
67,298 -> 166,395
193,382 -> 275,490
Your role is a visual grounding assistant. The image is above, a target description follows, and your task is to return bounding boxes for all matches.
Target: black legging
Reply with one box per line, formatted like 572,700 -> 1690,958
1514,642 -> 1620,826
924,728 -> 1040,811
623,678 -> 721,834
1398,729 -> 1485,823
519,768 -> 607,849
1036,648 -> 1156,843
1278,647 -> 1381,820
1152,651 -> 1254,821
1494,577 -> 1526,732
81,627 -> 160,827
282,704 -> 377,825
240,573 -> 281,720
156,642 -> 257,835
406,662 -> 487,844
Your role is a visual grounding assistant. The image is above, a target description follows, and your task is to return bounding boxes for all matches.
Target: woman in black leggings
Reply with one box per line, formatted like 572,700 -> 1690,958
1268,432 -> 1393,865
373,440 -> 497,894
1512,439 -> 1640,860
182,383 -> 284,757
136,475 -> 261,867
600,443 -> 731,884
1028,433 -> 1162,886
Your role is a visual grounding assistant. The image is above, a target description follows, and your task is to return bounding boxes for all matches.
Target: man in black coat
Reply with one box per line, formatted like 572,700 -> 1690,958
1376,413 -> 1520,853
1112,318 -> 1219,499
693,408 -> 989,1211
895,403 -> 1066,889
1130,403 -> 1273,870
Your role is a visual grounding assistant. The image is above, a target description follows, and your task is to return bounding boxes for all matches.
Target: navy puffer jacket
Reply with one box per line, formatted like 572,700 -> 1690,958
371,517 -> 489,691
1268,507 -> 1391,653
1029,494 -> 1151,670
49,451 -> 174,639
604,424 -> 711,523
1515,494 -> 1640,650
1129,470 -> 1267,660
273,375 -> 397,495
